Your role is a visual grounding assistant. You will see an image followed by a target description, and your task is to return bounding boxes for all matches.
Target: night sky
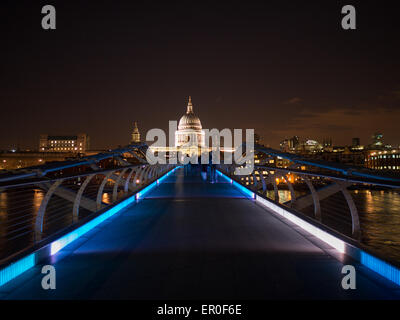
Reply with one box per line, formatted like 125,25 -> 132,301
1,0 -> 400,150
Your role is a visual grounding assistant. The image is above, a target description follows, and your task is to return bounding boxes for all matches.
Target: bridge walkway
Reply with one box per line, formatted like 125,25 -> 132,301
1,166 -> 399,299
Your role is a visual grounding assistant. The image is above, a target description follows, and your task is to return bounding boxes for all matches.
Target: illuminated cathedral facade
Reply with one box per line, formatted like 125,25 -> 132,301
175,96 -> 205,149
131,121 -> 141,143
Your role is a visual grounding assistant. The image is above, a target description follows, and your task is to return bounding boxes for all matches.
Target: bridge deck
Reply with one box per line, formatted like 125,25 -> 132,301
1,167 -> 399,299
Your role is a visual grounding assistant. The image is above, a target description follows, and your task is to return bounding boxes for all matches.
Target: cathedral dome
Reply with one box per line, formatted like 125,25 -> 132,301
178,96 -> 202,131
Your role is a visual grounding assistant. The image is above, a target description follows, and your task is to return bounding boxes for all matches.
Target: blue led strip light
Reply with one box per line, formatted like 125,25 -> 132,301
0,253 -> 36,287
51,166 -> 180,255
157,167 -> 178,184
216,170 -> 255,199
0,166 -> 179,287
135,181 -> 157,200
216,170 -> 232,183
50,195 -> 137,255
361,251 -> 400,286
255,194 -> 346,253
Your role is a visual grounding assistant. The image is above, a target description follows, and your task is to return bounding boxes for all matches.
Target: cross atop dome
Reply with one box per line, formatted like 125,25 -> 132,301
178,96 -> 202,131
187,96 -> 193,113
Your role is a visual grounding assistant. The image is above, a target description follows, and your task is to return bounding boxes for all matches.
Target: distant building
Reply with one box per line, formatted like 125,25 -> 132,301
352,138 -> 360,147
148,96 -> 208,158
370,132 -> 384,149
365,150 -> 400,171
297,139 -> 323,154
39,134 -> 90,153
350,138 -> 364,151
131,122 -> 141,143
322,138 -> 332,148
317,147 -> 365,167
276,132 -> 399,171
280,136 -> 299,153
280,136 -> 365,167
175,96 -> 205,151
0,151 -> 79,170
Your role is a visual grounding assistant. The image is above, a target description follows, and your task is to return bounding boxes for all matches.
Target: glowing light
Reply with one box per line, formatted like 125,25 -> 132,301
51,168 -> 182,254
361,252 -> 400,286
255,195 -> 345,253
216,170 -> 254,198
0,253 -> 36,287
51,193 -> 138,255
102,193 -> 111,204
135,181 -> 157,200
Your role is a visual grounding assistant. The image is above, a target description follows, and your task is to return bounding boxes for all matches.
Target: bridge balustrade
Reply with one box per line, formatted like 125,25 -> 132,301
0,144 -> 173,261
218,147 -> 400,262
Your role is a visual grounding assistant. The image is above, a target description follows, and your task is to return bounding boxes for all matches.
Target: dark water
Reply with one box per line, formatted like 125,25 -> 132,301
1,187 -> 400,262
353,190 -> 400,261
0,186 -> 117,260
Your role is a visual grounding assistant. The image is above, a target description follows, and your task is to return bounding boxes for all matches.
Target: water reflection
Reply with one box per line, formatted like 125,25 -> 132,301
266,190 -> 292,203
33,189 -> 44,215
102,192 -> 111,204
0,192 -> 7,218
352,189 -> 400,261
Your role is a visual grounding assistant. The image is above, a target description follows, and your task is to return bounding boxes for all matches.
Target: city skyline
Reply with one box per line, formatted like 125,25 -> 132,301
2,98 -> 398,151
1,1 -> 400,150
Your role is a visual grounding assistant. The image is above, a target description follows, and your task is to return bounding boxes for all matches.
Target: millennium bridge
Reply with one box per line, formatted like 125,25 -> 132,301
0,144 -> 400,299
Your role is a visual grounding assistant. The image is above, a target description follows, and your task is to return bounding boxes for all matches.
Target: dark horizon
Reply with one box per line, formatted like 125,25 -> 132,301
1,0 -> 400,150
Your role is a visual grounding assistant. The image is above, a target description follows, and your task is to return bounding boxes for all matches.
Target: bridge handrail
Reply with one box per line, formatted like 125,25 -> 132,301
0,164 -> 144,190
0,160 -> 174,261
253,165 -> 400,189
218,160 -> 400,243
